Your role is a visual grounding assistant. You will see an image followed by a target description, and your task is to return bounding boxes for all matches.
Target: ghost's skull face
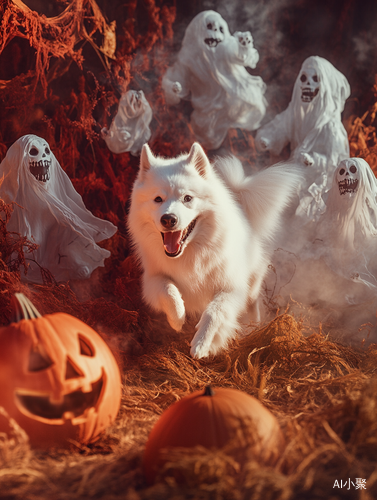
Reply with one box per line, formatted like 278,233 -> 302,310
124,90 -> 145,119
203,13 -> 227,49
299,67 -> 320,103
27,138 -> 52,183
336,160 -> 359,197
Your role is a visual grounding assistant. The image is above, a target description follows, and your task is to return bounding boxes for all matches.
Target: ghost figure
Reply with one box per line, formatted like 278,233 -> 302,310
265,158 -> 377,325
256,56 -> 350,221
310,157 -> 377,290
101,90 -> 152,156
162,10 -> 267,150
0,135 -> 117,283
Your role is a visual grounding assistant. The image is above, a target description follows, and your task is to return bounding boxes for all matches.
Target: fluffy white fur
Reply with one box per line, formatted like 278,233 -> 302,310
128,143 -> 300,358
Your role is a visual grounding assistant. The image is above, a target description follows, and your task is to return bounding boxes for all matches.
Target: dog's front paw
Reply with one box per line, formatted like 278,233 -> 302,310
189,314 -> 215,359
167,310 -> 185,332
165,283 -> 186,332
190,337 -> 211,359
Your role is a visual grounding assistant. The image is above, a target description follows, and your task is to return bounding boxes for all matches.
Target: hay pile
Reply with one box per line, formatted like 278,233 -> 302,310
0,263 -> 377,499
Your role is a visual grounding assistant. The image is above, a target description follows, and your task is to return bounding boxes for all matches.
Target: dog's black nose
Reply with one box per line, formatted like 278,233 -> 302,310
161,213 -> 178,229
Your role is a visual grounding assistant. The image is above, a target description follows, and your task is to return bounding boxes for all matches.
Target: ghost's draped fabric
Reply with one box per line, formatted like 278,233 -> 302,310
256,56 -> 350,221
309,158 -> 377,289
0,135 -> 117,282
101,90 -> 152,156
162,10 -> 267,150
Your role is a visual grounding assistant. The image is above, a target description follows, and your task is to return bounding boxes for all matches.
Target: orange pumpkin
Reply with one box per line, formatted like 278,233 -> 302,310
143,385 -> 284,484
0,293 -> 122,447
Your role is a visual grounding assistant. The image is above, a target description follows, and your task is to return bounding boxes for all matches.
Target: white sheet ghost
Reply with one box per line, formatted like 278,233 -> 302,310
310,157 -> 377,290
256,56 -> 350,221
101,90 -> 152,156
0,135 -> 117,283
162,10 -> 267,150
265,158 -> 377,322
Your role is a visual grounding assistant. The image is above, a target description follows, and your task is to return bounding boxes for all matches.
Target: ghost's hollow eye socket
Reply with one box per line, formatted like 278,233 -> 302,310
313,74 -> 318,82
154,196 -> 163,203
350,165 -> 357,174
339,168 -> 346,176
45,147 -> 50,155
207,23 -> 213,30
29,147 -> 39,156
300,74 -> 307,83
184,195 -> 193,203
219,26 -> 224,33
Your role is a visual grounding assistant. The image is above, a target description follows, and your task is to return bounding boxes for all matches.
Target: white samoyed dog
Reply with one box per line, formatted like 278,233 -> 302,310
128,143 -> 299,359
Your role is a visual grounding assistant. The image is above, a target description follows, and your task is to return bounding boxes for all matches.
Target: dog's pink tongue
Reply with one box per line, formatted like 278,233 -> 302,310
163,231 -> 182,254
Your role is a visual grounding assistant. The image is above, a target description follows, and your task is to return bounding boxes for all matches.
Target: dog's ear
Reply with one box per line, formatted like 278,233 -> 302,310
140,143 -> 155,175
187,143 -> 211,177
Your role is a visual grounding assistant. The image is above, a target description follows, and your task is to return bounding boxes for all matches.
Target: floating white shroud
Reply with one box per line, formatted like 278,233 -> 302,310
256,56 -> 350,222
269,158 -> 377,315
308,158 -> 377,290
0,134 -> 117,283
101,90 -> 152,156
162,10 -> 267,150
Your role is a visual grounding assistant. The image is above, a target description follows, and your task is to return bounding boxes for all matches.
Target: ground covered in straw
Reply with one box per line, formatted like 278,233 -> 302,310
0,261 -> 377,500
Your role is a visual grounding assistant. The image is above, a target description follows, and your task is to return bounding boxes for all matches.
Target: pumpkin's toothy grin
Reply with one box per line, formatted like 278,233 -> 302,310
15,373 -> 104,421
161,218 -> 197,258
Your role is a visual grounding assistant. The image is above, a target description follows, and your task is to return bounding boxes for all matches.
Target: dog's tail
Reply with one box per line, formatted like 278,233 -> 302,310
215,156 -> 302,240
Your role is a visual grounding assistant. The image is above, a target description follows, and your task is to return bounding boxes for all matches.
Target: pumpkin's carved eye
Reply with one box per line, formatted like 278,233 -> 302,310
28,347 -> 53,372
65,357 -> 84,379
79,335 -> 95,357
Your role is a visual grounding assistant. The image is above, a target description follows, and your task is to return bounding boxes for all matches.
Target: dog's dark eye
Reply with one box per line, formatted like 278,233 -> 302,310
154,196 -> 163,203
183,195 -> 192,203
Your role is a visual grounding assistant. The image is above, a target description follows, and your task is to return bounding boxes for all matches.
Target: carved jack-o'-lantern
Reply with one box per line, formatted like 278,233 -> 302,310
0,294 -> 122,447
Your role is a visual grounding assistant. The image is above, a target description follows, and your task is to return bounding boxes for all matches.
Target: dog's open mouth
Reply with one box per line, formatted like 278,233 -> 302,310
161,218 -> 197,258
338,178 -> 359,195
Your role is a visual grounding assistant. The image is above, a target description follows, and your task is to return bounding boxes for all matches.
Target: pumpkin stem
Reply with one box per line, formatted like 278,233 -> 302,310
10,293 -> 42,323
204,385 -> 215,396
